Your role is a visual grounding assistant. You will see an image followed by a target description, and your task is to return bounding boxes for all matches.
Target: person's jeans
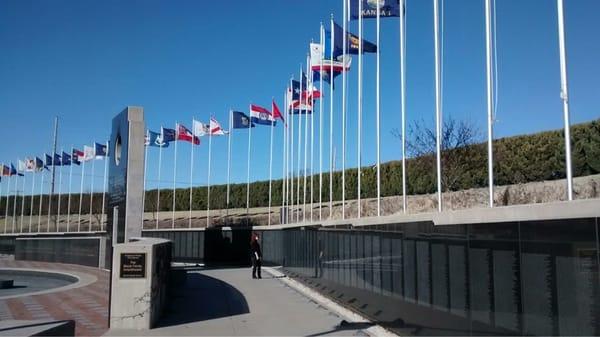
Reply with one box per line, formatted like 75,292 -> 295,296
251,256 -> 262,278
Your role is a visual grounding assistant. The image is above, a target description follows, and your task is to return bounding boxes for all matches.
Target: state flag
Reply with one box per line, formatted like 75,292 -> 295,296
310,42 -> 351,85
35,157 -> 46,171
18,160 -> 27,172
272,100 -> 285,124
250,104 -> 276,126
210,117 -> 227,135
328,22 -> 377,57
232,111 -> 255,129
162,127 -> 177,143
350,0 -> 402,19
10,163 -> 23,176
25,158 -> 36,172
177,124 -> 200,145
83,146 -> 95,161
193,120 -> 210,137
146,130 -> 170,148
1,165 -> 10,176
95,142 -> 108,158
72,149 -> 84,165
62,152 -> 72,166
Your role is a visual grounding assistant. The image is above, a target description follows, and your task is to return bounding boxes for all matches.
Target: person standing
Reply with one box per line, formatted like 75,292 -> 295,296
250,233 -> 262,279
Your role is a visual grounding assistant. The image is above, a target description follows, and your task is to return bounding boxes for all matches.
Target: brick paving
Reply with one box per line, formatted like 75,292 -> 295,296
0,259 -> 109,336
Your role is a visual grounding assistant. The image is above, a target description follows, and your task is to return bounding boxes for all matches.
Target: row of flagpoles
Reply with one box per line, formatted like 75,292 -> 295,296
0,142 -> 108,233
1,0 -> 575,231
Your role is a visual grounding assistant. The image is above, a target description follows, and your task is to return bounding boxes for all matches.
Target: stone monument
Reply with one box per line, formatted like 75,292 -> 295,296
106,106 -> 145,266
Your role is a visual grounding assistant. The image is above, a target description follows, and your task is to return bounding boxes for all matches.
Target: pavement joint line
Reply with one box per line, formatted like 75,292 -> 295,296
262,267 -> 399,337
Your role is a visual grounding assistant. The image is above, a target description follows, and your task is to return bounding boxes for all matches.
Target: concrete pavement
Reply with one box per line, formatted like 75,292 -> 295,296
106,267 -> 371,336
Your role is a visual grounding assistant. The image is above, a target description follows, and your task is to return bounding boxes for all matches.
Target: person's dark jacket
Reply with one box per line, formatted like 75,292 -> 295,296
250,240 -> 262,259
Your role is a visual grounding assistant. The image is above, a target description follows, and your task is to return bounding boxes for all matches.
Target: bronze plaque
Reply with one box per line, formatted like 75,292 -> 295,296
120,253 -> 146,278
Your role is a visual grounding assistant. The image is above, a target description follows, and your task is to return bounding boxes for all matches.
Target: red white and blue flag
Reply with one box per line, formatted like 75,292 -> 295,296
250,104 -> 276,126
177,123 -> 200,145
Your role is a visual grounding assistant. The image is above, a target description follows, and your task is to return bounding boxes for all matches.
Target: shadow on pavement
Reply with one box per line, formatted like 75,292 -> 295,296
158,271 -> 250,328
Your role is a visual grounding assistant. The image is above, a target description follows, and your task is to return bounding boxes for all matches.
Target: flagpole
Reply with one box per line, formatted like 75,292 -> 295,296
375,0 -> 382,217
298,68 -> 303,223
20,172 -> 26,233
189,119 -> 195,228
172,123 -> 178,229
309,57 -> 315,223
557,0 -> 573,201
330,14 -> 335,220
12,171 -> 18,233
287,76 -> 292,222
78,158 -> 85,232
5,174 -> 11,234
357,0 -> 363,219
142,131 -> 148,228
281,94 -> 287,224
485,0 -> 495,207
226,111 -> 232,215
38,168 -> 44,232
304,58 -> 309,223
342,3 -> 347,220
433,0 -> 443,212
268,103 -> 275,226
246,106 -> 252,223
89,147 -> 95,231
319,23 -> 324,221
67,148 -> 74,231
29,163 -> 36,232
1,164 -> 5,233
156,127 -> 163,229
57,150 -> 63,230
400,0 -> 407,213
207,127 -> 213,228
101,142 -> 108,232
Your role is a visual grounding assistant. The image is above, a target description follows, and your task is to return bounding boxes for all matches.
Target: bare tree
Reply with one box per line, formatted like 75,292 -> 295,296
392,117 -> 482,191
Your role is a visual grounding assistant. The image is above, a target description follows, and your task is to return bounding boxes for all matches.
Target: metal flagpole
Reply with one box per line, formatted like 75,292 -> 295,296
78,157 -> 85,232
29,166 -> 36,232
357,0 -> 363,219
286,76 -> 292,222
38,169 -> 44,232
342,3 -> 347,220
207,127 -> 213,228
304,58 -> 309,223
485,0 -> 495,207
57,150 -> 63,230
12,173 -> 18,233
189,119 -> 195,228
20,172 -> 26,233
172,123 -> 178,228
400,0 -> 407,213
156,127 -> 164,229
226,112 -> 232,214
330,15 -> 335,219
557,0 -> 573,201
433,0 -> 443,212
376,0 -> 381,217
5,174 -> 11,233
281,94 -> 287,224
309,58 -> 315,223
246,107 -> 252,221
47,158 -> 52,232
89,148 -> 95,231
297,69 -> 302,223
142,131 -> 148,227
268,105 -> 274,226
1,164 -> 5,233
49,117 -> 58,230
67,147 -> 74,231
319,23 -> 324,221
100,142 -> 108,232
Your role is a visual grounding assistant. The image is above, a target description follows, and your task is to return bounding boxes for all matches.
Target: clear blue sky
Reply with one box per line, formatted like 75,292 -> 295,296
1,0 -> 599,195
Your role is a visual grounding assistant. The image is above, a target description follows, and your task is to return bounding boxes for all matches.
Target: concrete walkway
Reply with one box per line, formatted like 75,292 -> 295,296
107,267 -> 370,336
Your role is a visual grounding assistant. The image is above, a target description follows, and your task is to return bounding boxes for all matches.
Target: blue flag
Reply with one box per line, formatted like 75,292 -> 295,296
349,0 -> 402,20
95,142 -> 108,158
61,152 -> 71,166
328,22 -> 377,57
35,157 -> 46,170
161,127 -> 177,142
146,130 -> 170,148
54,153 -> 62,166
232,111 -> 255,129
10,163 -> 23,176
46,154 -> 61,166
